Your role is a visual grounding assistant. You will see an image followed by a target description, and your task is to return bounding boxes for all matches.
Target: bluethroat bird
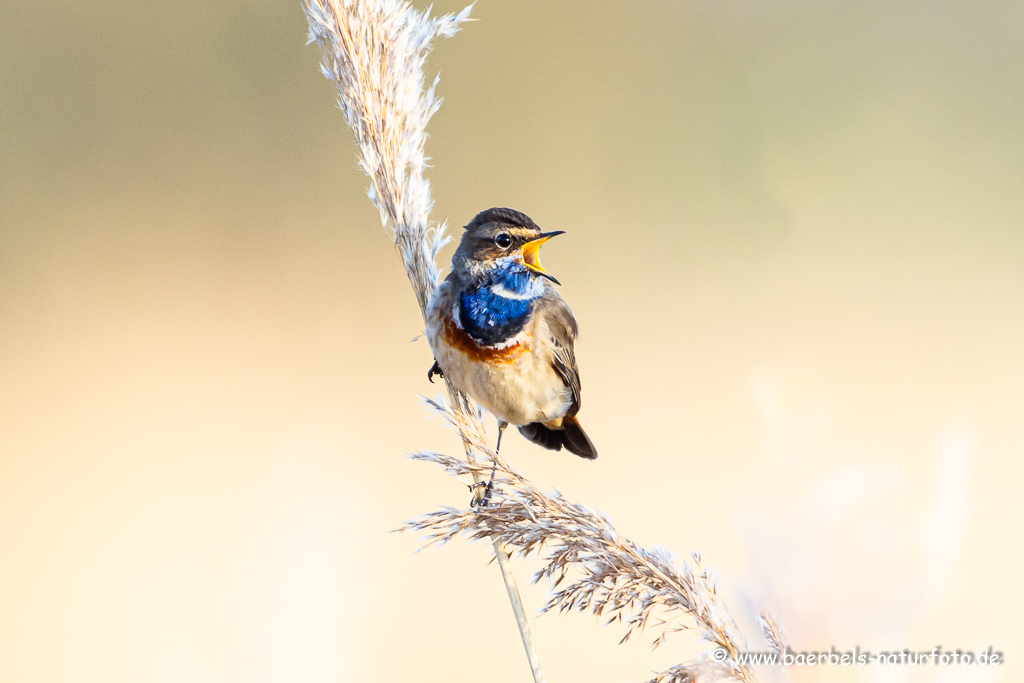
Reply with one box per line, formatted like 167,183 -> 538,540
426,207 -> 597,461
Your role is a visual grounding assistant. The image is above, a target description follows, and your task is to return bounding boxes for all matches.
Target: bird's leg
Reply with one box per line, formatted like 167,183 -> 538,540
427,360 -> 444,383
495,420 -> 508,455
469,480 -> 488,507
473,420 -> 506,508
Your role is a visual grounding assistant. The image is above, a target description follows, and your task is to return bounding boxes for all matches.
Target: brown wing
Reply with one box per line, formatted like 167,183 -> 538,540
538,288 -> 582,415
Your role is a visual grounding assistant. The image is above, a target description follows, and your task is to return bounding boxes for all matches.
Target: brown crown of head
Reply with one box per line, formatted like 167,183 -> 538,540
452,207 -> 544,269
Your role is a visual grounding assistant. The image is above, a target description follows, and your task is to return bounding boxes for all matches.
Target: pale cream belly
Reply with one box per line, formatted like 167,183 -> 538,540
446,346 -> 571,426
427,316 -> 572,426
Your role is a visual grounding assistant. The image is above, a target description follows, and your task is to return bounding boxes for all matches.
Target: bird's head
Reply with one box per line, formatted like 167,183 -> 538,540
451,207 -> 564,285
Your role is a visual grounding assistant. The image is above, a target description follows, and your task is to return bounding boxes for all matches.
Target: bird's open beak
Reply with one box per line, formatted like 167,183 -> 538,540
521,231 -> 565,285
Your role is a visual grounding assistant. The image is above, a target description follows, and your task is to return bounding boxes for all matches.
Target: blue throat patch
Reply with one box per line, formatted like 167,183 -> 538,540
459,262 -> 542,346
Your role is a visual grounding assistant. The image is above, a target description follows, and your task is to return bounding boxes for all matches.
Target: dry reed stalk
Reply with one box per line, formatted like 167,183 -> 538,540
303,1 -> 768,681
405,400 -> 758,683
302,1 -> 545,680
759,613 -> 792,658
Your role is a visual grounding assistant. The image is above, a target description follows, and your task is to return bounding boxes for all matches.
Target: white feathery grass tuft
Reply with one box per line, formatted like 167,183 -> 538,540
303,1 -> 764,681
404,402 -> 756,683
302,2 -> 550,679
304,0 -> 470,313
758,612 -> 791,656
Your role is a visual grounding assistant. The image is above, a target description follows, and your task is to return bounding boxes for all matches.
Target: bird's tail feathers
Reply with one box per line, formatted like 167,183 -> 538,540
562,415 -> 597,459
518,415 -> 597,460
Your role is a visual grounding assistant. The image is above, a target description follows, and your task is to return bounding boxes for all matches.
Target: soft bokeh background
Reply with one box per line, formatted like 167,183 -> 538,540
2,1 -> 1021,681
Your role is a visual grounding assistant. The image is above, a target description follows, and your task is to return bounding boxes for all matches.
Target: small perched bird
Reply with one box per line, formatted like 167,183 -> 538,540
426,207 -> 597,460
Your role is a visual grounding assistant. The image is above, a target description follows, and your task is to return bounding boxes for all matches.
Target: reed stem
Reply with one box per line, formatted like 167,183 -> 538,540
303,2 -> 546,679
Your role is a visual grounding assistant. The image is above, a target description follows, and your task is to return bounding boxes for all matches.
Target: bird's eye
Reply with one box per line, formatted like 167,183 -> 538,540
494,232 -> 512,249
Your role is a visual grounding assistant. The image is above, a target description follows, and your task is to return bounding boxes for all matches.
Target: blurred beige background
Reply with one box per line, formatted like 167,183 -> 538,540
1,1 -> 1021,682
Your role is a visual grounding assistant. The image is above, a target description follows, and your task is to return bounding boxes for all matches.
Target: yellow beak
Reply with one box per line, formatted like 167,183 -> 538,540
521,231 -> 565,285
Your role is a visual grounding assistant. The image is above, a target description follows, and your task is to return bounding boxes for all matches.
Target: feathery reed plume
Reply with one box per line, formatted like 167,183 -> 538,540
303,2 -> 548,680
405,399 -> 755,683
303,2 -> 762,681
305,0 -> 469,313
759,612 -> 792,657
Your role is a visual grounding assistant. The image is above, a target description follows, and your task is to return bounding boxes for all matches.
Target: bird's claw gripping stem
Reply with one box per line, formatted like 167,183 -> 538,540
469,463 -> 498,508
427,360 -> 444,383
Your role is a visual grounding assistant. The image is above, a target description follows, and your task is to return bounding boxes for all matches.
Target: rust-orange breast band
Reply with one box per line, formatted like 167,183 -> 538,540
442,316 -> 526,364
